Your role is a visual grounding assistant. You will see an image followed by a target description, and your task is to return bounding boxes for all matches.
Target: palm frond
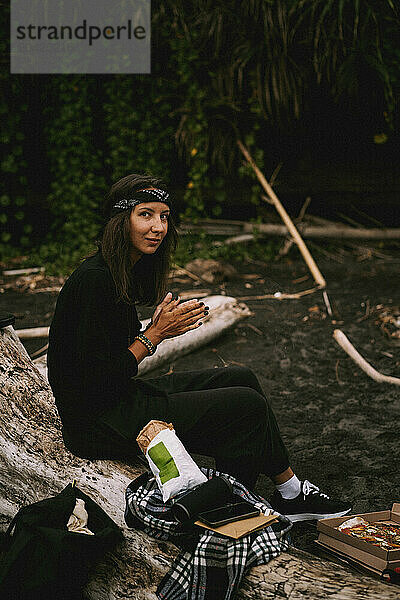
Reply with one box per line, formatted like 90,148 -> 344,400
157,0 -> 399,170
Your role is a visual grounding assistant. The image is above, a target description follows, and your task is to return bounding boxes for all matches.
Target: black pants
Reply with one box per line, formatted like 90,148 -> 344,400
65,366 -> 290,488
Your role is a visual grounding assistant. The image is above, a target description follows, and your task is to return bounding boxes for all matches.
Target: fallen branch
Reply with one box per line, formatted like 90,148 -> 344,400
171,263 -> 205,283
322,290 -> 333,318
222,227 -> 352,255
224,233 -> 255,245
243,223 -> 400,240
30,342 -> 49,358
30,286 -> 62,294
277,197 -> 311,259
237,140 -> 326,288
15,326 -> 50,339
335,359 -> 343,386
307,240 -> 345,264
2,267 -> 45,276
180,220 -> 400,240
179,217 -> 246,235
298,196 -> 312,221
237,286 -> 322,301
244,323 -> 264,336
277,236 -> 295,258
333,329 -> 400,386
176,289 -> 212,300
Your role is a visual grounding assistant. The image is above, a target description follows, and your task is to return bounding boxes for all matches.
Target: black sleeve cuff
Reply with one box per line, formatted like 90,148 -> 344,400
124,349 -> 139,378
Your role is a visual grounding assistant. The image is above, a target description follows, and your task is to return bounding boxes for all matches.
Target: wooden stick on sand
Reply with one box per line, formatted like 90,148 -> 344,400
237,286 -> 321,301
333,329 -> 400,386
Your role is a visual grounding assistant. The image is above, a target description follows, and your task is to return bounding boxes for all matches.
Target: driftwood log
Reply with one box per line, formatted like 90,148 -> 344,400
1,325 -> 398,599
14,326 -> 50,339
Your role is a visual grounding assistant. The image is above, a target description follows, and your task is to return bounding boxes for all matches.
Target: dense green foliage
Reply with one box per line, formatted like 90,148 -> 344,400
41,77 -> 106,268
174,231 -> 280,268
0,78 -> 28,248
1,1 -> 399,272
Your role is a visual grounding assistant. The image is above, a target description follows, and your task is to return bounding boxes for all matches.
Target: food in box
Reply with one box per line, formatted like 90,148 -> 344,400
337,516 -> 400,551
316,503 -> 400,575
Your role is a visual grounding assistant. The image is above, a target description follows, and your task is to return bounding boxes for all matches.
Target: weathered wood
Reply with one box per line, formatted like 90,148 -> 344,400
0,325 -> 172,600
237,286 -> 322,301
3,267 -> 45,276
15,326 -> 50,339
248,224 -> 400,239
277,196 -> 311,258
178,219 -> 400,239
1,326 -> 397,599
333,329 -> 400,386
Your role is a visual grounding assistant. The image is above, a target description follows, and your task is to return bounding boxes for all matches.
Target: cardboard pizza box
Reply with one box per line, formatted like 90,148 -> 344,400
315,539 -> 388,579
316,503 -> 400,573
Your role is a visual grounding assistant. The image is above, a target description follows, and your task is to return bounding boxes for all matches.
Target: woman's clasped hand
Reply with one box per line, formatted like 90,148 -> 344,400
148,292 -> 209,341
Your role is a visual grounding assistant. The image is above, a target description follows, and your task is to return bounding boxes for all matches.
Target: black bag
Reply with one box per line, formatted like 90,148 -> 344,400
0,483 -> 123,600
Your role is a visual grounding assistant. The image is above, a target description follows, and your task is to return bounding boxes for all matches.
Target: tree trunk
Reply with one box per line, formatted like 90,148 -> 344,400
1,326 -> 397,599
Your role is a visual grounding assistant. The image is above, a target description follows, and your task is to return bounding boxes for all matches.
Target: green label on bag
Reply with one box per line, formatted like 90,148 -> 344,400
148,442 -> 180,484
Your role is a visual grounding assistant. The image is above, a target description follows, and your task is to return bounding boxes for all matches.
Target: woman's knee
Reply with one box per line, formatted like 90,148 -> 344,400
227,365 -> 264,394
223,365 -> 255,384
231,386 -> 269,419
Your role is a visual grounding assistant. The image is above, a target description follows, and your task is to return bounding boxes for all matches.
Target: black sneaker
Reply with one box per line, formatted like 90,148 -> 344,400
270,480 -> 352,523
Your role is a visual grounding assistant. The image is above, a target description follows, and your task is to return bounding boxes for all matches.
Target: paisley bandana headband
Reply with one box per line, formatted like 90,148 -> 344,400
112,188 -> 171,212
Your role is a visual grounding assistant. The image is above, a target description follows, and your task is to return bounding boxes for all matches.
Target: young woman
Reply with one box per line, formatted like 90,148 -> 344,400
47,173 -> 351,522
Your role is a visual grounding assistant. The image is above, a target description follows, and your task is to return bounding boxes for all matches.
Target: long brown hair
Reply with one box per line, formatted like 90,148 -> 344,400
100,174 -> 178,306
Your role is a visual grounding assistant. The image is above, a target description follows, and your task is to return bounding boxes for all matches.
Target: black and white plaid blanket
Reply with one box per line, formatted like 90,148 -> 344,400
125,468 -> 292,600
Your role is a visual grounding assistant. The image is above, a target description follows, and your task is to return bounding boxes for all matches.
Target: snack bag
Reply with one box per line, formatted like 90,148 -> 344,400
136,420 -> 207,502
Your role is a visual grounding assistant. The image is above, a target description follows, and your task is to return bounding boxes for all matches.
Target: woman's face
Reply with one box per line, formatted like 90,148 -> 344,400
129,201 -> 170,261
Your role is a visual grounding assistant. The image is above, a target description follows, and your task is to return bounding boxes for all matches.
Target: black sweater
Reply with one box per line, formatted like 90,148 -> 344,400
47,252 -> 145,426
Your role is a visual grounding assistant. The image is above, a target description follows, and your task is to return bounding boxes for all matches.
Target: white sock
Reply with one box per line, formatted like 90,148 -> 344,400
276,475 -> 301,500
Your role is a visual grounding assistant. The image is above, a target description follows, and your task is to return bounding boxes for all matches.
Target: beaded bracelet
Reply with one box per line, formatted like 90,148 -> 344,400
134,333 -> 157,355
